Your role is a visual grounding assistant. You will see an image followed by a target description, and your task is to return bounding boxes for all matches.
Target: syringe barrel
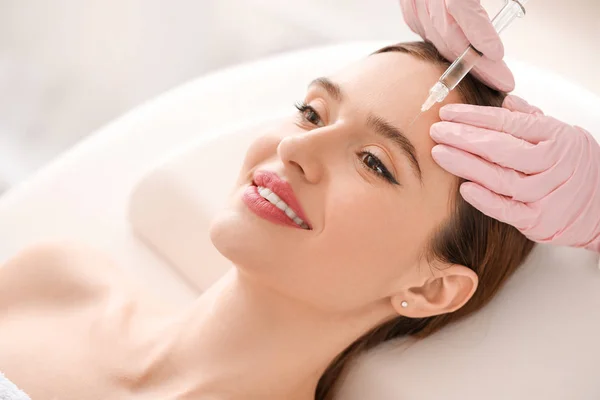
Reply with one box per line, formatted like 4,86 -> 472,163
438,0 -> 526,92
439,45 -> 482,91
421,0 -> 529,111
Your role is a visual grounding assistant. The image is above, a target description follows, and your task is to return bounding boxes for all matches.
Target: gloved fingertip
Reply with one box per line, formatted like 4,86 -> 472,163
460,182 -> 496,211
459,182 -> 483,206
438,103 -> 471,120
470,58 -> 515,92
503,95 -> 527,109
503,95 -> 545,115
497,73 -> 516,93
504,95 -> 528,109
485,69 -> 515,93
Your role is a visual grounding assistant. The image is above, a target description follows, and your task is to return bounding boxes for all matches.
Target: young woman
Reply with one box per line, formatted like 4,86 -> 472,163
0,41 -> 558,400
4,0 -> 599,396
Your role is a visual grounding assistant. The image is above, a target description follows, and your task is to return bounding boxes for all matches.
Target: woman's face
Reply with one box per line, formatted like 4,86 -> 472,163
209,51 -> 464,313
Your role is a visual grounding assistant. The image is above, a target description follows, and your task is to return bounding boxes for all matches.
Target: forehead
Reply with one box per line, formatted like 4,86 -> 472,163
330,51 -> 463,163
331,51 -> 453,126
327,50 -> 463,208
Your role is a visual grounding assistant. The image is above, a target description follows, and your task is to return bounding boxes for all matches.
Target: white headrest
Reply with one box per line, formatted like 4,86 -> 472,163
128,41 -> 600,399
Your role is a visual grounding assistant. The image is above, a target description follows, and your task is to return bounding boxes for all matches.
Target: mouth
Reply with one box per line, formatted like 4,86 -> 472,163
251,170 -> 312,230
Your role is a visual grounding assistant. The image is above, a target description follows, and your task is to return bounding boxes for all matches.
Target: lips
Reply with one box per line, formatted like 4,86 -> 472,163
252,170 -> 312,229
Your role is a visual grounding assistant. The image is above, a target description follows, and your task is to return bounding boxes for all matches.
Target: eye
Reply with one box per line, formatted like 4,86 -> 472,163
359,151 -> 399,185
295,101 -> 324,127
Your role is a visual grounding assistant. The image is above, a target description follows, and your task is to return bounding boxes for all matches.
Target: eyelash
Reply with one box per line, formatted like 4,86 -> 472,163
294,101 -> 322,126
294,101 -> 399,185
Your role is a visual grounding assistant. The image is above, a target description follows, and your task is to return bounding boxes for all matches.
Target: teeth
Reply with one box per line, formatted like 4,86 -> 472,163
275,200 -> 287,211
266,192 -> 280,204
256,185 -> 309,229
258,187 -> 271,197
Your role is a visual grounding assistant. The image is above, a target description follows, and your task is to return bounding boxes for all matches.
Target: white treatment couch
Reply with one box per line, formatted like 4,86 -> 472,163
1,40 -> 599,399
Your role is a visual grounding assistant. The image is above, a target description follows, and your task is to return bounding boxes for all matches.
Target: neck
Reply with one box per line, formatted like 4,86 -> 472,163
128,267 -> 393,400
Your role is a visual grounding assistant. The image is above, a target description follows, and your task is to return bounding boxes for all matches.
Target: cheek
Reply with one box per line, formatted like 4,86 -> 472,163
303,191 -> 430,309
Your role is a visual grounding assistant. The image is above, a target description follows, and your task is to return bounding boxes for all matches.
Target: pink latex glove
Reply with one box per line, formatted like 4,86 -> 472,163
429,95 -> 600,256
399,0 -> 515,92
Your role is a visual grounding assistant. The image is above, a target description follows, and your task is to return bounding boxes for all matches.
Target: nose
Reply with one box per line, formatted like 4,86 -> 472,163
277,131 -> 327,184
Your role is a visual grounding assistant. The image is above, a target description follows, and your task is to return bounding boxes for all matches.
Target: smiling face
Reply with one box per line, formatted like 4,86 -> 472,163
209,50 -> 467,313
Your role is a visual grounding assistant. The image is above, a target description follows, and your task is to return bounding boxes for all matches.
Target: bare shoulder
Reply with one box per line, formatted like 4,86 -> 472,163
0,241 -> 122,309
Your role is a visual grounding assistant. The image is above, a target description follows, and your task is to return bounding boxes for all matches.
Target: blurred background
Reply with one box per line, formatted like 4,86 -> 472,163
0,0 -> 598,194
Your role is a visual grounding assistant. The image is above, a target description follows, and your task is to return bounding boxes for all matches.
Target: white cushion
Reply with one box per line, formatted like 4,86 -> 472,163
127,40 -> 600,398
0,86 -> 201,306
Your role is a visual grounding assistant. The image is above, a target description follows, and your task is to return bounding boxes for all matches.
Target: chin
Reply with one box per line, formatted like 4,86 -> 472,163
209,207 -> 278,271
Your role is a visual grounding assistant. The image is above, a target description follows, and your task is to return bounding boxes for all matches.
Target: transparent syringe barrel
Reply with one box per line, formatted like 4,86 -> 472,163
439,0 -> 527,92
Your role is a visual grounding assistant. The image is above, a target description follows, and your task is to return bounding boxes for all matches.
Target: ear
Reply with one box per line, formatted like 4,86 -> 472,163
390,264 -> 478,318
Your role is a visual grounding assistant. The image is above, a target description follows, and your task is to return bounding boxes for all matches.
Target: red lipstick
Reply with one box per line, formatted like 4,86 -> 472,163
242,170 -> 312,230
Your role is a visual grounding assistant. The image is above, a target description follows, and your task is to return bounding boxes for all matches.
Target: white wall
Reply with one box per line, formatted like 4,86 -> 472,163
0,0 -> 598,192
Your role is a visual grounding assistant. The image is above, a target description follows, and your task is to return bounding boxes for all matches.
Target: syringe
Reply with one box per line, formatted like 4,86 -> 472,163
421,0 -> 530,112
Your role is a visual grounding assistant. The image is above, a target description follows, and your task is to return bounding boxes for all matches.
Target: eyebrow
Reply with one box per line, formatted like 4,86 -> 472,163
309,77 -> 343,102
366,115 -> 423,183
309,77 -> 423,184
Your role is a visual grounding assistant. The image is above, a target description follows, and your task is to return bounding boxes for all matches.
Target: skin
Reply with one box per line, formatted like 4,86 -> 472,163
0,51 -> 477,400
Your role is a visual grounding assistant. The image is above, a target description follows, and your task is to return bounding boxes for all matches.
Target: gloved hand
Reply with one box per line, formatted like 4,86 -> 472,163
399,0 -> 515,92
429,94 -> 600,253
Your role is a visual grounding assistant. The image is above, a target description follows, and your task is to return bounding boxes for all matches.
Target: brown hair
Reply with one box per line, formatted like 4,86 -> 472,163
315,41 -> 536,400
